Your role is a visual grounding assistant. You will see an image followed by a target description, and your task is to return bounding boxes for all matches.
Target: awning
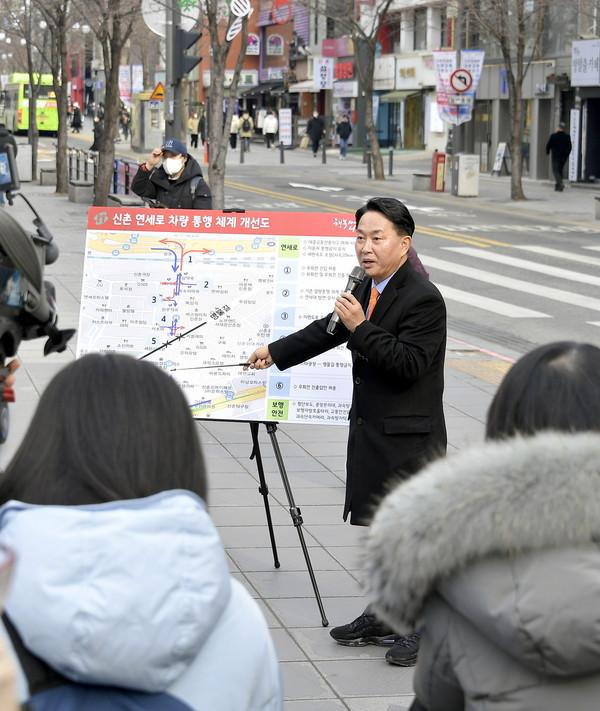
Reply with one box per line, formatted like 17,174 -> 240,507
239,81 -> 284,97
380,90 -> 422,103
287,79 -> 320,93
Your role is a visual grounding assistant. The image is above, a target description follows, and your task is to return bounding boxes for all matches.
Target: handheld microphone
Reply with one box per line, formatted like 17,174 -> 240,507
326,266 -> 366,335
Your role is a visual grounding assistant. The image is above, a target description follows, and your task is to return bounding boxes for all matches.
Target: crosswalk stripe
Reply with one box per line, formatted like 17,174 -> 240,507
425,255 -> 600,312
585,246 -> 600,252
437,284 -> 550,318
445,247 -> 600,287
516,245 -> 600,268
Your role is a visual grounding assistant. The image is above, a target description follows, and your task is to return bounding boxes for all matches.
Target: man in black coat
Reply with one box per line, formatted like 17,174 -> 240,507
546,122 -> 572,192
307,111 -> 326,157
131,138 -> 212,209
0,123 -> 17,206
245,197 -> 447,665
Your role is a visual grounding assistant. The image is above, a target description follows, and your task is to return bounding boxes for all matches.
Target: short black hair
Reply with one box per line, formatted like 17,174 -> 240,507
0,353 -> 207,506
486,342 -> 600,439
355,197 -> 415,237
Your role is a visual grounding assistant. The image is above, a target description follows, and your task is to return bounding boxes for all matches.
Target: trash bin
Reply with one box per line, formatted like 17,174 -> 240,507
451,153 -> 479,197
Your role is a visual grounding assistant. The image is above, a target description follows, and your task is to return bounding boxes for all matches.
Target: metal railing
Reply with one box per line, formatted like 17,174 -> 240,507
67,148 -> 141,196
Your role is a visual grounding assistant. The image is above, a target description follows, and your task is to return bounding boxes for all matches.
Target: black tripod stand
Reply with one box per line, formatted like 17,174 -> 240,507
249,421 -> 328,627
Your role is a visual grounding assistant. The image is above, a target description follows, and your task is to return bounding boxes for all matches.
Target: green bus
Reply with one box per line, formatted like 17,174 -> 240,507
3,73 -> 59,134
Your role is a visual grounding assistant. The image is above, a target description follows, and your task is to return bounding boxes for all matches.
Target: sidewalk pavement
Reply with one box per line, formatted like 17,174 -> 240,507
1,146 -> 593,709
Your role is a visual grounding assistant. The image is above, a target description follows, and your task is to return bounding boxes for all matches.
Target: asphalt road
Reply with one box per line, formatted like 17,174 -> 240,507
58,132 -> 600,356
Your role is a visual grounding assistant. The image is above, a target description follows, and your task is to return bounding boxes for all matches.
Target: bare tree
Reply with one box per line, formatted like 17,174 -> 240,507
202,0 -> 249,209
461,0 -> 548,199
70,0 -> 139,205
0,0 -> 50,183
307,0 -> 395,180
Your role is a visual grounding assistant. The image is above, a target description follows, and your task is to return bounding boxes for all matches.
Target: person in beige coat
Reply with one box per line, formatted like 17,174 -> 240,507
229,113 -> 240,151
239,111 -> 254,152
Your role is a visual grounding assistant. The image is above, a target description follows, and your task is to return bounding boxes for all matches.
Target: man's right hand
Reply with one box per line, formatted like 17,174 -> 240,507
146,148 -> 163,171
244,347 -> 273,370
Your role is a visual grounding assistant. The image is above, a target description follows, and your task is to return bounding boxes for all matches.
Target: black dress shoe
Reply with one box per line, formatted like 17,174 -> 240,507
385,632 -> 421,666
329,612 -> 398,647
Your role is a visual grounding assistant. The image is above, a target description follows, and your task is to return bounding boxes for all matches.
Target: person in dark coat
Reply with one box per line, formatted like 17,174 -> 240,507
245,197 -> 446,664
131,138 -> 212,209
0,123 -> 17,206
336,115 -> 352,160
545,122 -> 572,191
365,341 -> 600,711
307,111 -> 326,157
71,103 -> 82,133
89,116 -> 104,152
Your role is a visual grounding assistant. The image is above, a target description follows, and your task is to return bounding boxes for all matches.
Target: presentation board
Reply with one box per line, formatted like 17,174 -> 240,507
78,208 -> 360,425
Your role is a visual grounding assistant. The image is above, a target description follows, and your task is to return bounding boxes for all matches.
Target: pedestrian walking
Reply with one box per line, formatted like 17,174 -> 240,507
239,111 -> 254,152
336,115 -> 352,160
307,111 -> 326,157
229,113 -> 240,151
262,110 -> 278,150
546,122 -> 572,191
188,112 -> 200,149
365,341 -> 600,711
89,116 -> 104,152
71,103 -> 82,133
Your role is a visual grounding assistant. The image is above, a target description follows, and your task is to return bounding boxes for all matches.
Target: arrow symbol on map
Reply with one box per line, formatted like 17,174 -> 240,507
289,183 -> 344,192
151,246 -> 178,272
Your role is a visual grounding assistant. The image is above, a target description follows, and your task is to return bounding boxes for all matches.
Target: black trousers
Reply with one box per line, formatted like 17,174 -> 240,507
190,133 -> 199,149
552,155 -> 567,189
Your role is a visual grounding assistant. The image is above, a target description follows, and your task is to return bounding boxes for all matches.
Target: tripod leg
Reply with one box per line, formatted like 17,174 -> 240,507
249,422 -> 280,568
266,422 -> 329,627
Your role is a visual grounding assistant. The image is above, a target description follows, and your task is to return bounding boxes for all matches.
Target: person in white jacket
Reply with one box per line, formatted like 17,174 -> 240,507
0,353 -> 283,711
262,110 -> 278,150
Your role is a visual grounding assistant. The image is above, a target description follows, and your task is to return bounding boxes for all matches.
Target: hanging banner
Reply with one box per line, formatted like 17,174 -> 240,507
313,57 -> 334,90
433,49 -> 484,125
132,64 -> 144,94
119,65 -> 132,107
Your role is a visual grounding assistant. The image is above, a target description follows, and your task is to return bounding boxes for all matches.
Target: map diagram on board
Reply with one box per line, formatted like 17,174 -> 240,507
78,208 -> 360,425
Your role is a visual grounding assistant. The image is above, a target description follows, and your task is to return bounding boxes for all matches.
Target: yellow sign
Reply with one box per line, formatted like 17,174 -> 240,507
150,82 -> 164,100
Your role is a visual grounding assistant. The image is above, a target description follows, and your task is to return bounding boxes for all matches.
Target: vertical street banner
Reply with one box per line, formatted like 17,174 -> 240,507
118,65 -> 132,107
314,57 -> 334,90
278,108 -> 293,146
79,209 -> 361,426
433,49 -> 485,125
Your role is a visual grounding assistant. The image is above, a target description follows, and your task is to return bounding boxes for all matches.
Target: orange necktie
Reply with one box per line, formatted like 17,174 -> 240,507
367,286 -> 379,320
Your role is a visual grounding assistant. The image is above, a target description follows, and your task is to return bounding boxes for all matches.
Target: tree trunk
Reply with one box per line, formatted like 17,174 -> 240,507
94,32 -> 121,205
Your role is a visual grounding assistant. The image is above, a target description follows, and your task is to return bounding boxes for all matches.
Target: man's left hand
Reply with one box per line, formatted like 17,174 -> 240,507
334,293 -> 365,332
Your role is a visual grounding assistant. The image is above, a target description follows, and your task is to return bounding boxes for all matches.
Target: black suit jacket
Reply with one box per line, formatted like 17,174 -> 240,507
269,258 -> 447,525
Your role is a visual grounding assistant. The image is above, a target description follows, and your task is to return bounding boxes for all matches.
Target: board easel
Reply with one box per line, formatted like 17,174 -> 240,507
248,421 -> 329,627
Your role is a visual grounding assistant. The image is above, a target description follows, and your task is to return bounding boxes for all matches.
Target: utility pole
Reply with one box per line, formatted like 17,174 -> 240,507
165,0 -> 202,140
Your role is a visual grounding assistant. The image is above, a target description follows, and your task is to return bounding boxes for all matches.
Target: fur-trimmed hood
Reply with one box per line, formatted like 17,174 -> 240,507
364,432 -> 600,673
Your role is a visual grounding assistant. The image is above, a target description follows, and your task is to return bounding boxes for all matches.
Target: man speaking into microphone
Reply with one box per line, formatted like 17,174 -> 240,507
246,197 -> 446,659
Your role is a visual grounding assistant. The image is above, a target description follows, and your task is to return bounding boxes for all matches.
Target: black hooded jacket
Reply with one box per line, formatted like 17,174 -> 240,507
0,125 -> 17,156
131,155 -> 212,209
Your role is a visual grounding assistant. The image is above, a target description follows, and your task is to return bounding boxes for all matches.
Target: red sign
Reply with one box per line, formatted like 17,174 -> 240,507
335,62 -> 354,80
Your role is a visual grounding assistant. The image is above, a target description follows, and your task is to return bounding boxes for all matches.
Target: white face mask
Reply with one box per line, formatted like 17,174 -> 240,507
164,157 -> 184,176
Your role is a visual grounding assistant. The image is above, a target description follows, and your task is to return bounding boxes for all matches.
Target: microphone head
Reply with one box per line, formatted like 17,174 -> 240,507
350,266 -> 365,282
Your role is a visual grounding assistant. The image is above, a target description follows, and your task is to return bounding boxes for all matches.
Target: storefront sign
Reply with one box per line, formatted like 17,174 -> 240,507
314,57 -> 334,90
203,70 -> 258,87
333,81 -> 358,98
571,39 -> 600,86
247,33 -> 260,55
267,34 -> 284,55
335,62 -> 354,80
270,0 -> 291,24
396,57 -> 421,89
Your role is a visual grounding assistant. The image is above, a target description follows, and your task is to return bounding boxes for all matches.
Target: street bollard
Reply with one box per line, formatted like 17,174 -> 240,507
362,145 -> 367,164
280,144 -> 285,164
389,147 -> 394,176
322,142 -> 327,164
240,141 -> 244,164
367,151 -> 372,179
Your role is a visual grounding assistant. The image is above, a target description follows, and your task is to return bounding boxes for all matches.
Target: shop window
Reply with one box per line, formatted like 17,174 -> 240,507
414,8 -> 427,50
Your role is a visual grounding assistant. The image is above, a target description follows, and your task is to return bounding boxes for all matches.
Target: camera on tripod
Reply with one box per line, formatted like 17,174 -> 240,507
0,144 -> 75,442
